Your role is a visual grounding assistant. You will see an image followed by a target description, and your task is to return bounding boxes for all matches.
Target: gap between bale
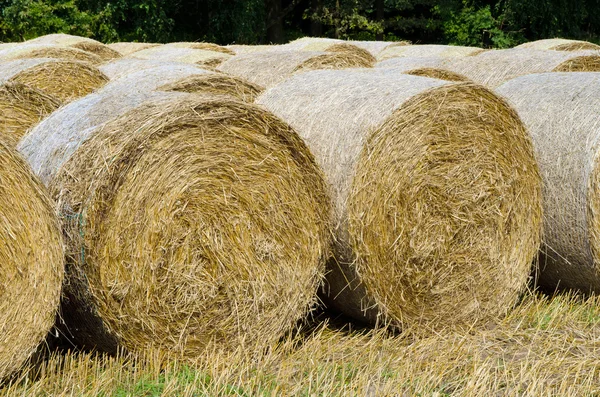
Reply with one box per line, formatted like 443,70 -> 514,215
404,67 -> 470,82
0,142 -> 64,380
0,82 -> 61,147
107,42 -> 162,56
47,95 -> 331,357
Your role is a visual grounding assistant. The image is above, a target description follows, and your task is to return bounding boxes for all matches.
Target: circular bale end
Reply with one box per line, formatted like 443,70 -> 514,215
0,82 -> 61,146
553,42 -> 600,51
168,42 -> 235,55
404,67 -> 470,82
70,41 -> 122,61
51,96 -> 330,357
0,142 -> 63,379
7,46 -> 103,64
326,43 -> 377,65
553,55 -> 600,72
107,42 -> 162,56
294,52 -> 374,73
10,60 -> 109,102
158,74 -> 264,102
349,83 -> 542,332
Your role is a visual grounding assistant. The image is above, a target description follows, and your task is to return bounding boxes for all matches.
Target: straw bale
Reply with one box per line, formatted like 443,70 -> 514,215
158,74 -> 263,102
226,44 -> 282,54
0,59 -> 108,101
376,56 -> 447,71
496,72 -> 600,292
165,42 -> 235,55
26,34 -> 121,61
219,50 -> 373,88
377,44 -> 485,61
284,37 -> 394,57
258,69 -> 542,331
107,42 -> 162,56
18,64 -> 253,184
0,82 -> 61,147
130,46 -> 232,67
99,58 -> 201,80
0,44 -> 103,64
517,38 -> 600,51
326,43 -> 376,65
444,48 -> 600,87
40,95 -> 330,356
404,67 -> 470,82
0,142 -> 63,379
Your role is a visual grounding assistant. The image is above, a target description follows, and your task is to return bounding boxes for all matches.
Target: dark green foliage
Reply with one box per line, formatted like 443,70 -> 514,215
1,0 -> 599,47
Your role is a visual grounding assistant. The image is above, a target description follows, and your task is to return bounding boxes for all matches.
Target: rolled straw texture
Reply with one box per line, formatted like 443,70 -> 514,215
129,46 -> 232,68
107,42 -> 162,56
19,64 -> 262,185
219,50 -> 373,88
443,48 -> 600,87
0,82 -> 61,147
27,34 -> 121,61
164,42 -> 235,55
258,69 -> 542,331
496,72 -> 600,292
46,95 -> 329,356
0,142 -> 63,379
0,44 -> 103,64
377,44 -> 485,61
517,38 -> 600,51
0,58 -> 108,102
284,37 -> 399,56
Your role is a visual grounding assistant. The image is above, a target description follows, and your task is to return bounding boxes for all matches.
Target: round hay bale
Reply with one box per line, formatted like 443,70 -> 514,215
284,37 -> 394,57
443,48 -> 600,87
0,142 -> 63,379
226,44 -> 282,54
219,50 -> 373,88
107,42 -> 162,56
0,58 -> 109,102
326,43 -> 376,65
403,67 -> 470,82
0,44 -> 103,64
158,74 -> 264,102
496,72 -> 600,292
39,95 -> 329,356
165,42 -> 235,55
377,44 -> 485,61
19,64 -> 257,184
517,38 -> 600,51
258,69 -> 542,331
129,46 -> 232,68
26,34 -> 122,61
376,56 -> 447,71
0,82 -> 61,147
99,58 -> 202,80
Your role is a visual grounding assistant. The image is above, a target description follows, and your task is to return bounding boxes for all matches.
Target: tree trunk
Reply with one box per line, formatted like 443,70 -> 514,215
310,0 -> 323,36
376,0 -> 384,40
266,0 -> 284,43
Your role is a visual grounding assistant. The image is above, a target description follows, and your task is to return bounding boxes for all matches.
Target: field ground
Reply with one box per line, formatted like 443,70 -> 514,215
2,292 -> 600,396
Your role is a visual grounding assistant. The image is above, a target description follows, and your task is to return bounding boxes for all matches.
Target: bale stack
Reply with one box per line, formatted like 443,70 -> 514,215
107,42 -> 162,56
516,38 -> 600,51
0,44 -> 103,64
0,58 -> 109,101
496,72 -> 600,293
443,48 -> 600,87
0,82 -> 61,147
19,64 -> 263,185
129,46 -> 232,69
26,33 -> 121,61
377,44 -> 485,61
22,95 -> 330,357
0,142 -> 63,379
376,57 -> 471,81
219,49 -> 374,88
258,69 -> 542,332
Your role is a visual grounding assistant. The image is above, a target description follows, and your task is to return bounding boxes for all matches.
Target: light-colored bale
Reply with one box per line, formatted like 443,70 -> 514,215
158,74 -> 263,102
99,58 -> 203,80
377,44 -> 485,61
0,82 -> 61,147
130,46 -> 232,68
0,58 -> 109,101
165,42 -> 235,55
376,56 -> 447,71
444,48 -> 600,87
517,38 -> 600,51
218,50 -> 373,88
225,44 -> 282,54
39,95 -> 329,357
107,42 -> 162,56
0,44 -> 103,64
496,72 -> 600,292
284,37 -> 394,57
404,67 -> 470,82
258,69 -> 542,332
26,34 -> 121,61
0,142 -> 63,379
18,64 -> 258,184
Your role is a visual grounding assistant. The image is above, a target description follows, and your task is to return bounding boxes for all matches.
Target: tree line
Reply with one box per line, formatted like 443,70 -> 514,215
2,0 -> 600,48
